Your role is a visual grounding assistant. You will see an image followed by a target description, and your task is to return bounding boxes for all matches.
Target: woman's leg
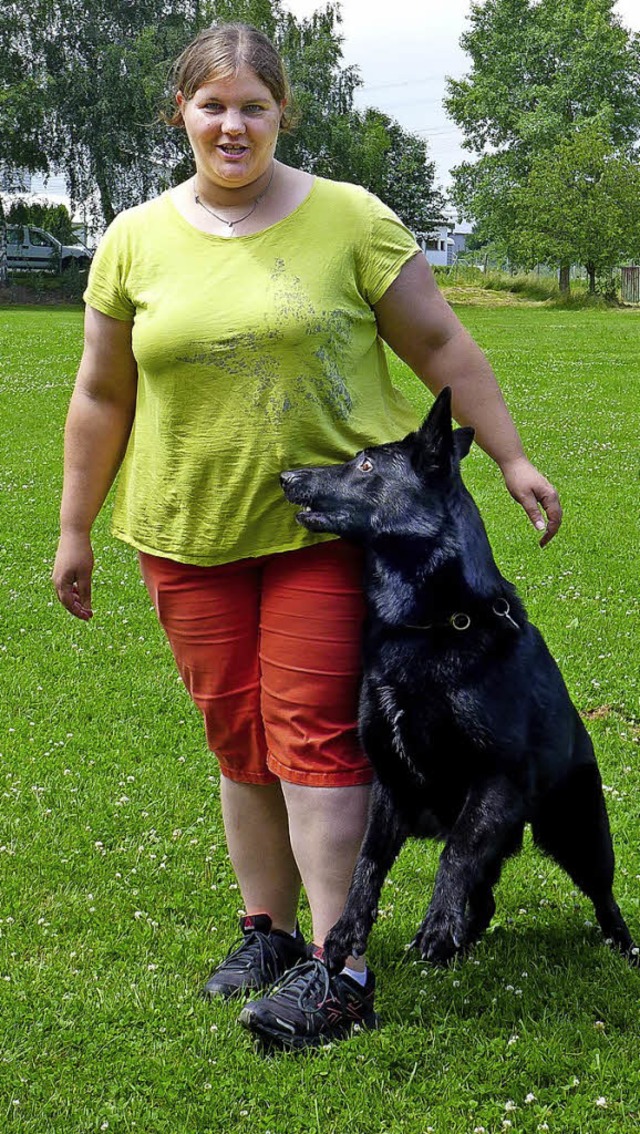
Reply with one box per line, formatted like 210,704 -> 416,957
139,552 -> 304,991
220,776 -> 300,934
259,542 -> 371,956
281,781 -> 370,959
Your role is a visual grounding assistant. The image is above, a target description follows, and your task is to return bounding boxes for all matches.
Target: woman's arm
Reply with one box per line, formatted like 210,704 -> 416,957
52,306 -> 138,619
373,253 -> 562,546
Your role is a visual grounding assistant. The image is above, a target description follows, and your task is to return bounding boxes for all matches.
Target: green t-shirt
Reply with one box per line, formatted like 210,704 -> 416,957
84,176 -> 422,565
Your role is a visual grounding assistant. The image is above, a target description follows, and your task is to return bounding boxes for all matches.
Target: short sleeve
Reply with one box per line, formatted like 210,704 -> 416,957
359,192 -> 420,306
83,214 -> 136,321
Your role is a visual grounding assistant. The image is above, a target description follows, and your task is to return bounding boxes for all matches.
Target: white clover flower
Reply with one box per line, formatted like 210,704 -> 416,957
504,1100 -> 517,1112
595,1097 -> 607,1108
525,1093 -> 536,1103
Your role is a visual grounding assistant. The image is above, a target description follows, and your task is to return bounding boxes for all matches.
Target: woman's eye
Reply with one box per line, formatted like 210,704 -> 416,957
359,458 -> 373,472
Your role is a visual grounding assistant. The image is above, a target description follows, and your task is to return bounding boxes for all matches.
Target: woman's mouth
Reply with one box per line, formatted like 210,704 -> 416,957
218,144 -> 249,157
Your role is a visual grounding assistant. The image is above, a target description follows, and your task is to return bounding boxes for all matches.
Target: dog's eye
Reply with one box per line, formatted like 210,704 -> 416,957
359,458 -> 373,472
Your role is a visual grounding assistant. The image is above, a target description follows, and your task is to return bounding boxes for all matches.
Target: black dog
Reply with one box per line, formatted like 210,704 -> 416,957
281,388 -> 637,971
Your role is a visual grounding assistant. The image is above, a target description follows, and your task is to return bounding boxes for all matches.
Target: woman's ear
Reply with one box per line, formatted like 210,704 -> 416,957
176,90 -> 186,114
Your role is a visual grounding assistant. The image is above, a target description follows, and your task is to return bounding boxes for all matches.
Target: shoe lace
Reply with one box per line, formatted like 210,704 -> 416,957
266,958 -> 332,1009
221,930 -> 282,977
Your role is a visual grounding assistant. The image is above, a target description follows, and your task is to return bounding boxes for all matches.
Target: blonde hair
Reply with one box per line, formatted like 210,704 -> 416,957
166,23 -> 295,129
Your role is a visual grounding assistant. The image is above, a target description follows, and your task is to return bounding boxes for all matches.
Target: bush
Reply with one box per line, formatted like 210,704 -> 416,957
1,266 -> 87,305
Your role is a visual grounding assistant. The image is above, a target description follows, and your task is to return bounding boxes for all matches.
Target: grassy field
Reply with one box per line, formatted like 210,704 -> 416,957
0,303 -> 638,1134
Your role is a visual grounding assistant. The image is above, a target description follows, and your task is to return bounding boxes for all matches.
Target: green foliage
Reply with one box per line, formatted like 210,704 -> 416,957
0,0 -> 440,230
0,304 -> 639,1132
281,104 -> 443,231
446,0 -> 640,268
274,6 -> 443,227
6,199 -> 76,244
511,122 -> 640,290
0,4 -> 50,177
447,0 -> 640,156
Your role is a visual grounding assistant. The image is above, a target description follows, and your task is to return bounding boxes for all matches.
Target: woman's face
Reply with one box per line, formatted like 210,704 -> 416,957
177,66 -> 284,191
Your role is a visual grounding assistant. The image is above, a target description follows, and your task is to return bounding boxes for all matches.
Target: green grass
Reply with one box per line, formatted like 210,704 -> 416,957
0,305 -> 639,1133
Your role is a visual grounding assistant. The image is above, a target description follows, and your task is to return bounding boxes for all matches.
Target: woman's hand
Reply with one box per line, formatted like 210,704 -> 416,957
52,531 -> 94,620
500,456 -> 563,547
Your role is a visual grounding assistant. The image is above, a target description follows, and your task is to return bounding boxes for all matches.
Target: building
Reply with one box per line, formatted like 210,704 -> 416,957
415,222 -> 454,267
415,220 -> 475,268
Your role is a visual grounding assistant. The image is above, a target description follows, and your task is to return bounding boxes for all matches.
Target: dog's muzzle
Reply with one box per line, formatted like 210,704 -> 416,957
280,468 -> 316,506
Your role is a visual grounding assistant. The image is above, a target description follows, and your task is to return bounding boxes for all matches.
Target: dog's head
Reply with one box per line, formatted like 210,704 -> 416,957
280,387 -> 474,544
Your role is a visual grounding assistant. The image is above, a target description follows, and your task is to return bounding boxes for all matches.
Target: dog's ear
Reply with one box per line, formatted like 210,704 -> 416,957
414,387 -> 454,469
417,387 -> 453,449
453,426 -> 475,462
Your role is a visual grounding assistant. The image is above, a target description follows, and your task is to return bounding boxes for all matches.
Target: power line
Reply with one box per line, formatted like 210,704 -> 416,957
360,75 -> 454,92
415,127 -> 462,136
363,95 -> 445,110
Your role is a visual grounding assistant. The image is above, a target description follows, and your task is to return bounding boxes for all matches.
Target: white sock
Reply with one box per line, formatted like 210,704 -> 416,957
341,964 -> 368,986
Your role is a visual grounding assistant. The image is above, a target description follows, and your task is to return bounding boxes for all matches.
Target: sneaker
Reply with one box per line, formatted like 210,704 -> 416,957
238,946 -> 379,1049
201,913 -> 307,1000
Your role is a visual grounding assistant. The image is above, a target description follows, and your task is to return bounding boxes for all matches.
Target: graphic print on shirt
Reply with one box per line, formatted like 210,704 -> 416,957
176,257 -> 353,427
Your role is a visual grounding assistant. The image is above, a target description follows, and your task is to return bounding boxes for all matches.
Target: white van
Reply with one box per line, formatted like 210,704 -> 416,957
6,225 -> 92,272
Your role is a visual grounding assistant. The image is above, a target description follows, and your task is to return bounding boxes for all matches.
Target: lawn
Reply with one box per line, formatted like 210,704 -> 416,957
0,303 -> 638,1134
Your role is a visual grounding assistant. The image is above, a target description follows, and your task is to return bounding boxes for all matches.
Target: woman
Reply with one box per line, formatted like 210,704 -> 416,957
52,22 -> 561,1049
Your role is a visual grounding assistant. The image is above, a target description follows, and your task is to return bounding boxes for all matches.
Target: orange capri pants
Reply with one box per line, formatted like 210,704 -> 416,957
139,541 -> 372,788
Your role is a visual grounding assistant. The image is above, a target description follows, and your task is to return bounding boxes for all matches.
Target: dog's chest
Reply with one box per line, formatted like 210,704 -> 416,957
366,678 -> 473,829
370,677 -> 471,772
364,637 -> 497,767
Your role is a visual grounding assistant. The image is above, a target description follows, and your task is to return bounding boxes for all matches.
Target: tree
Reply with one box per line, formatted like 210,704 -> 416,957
281,102 -> 443,231
0,0 -> 441,235
0,3 -> 54,280
6,199 -> 76,244
267,6 -> 444,229
445,0 -> 640,282
511,123 -> 640,293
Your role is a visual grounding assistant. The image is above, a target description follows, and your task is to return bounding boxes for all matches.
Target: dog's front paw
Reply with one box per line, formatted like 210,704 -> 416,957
324,915 -> 371,974
412,906 -> 467,966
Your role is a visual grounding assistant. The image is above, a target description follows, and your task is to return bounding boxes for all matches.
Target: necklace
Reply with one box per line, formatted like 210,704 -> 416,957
194,164 -> 276,231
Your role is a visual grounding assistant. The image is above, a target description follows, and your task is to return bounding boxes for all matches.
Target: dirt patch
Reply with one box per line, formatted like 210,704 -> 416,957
582,705 -> 613,721
440,285 -> 549,307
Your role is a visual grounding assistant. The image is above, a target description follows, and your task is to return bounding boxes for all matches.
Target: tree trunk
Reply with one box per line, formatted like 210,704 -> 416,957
0,197 -> 7,286
559,264 -> 570,294
93,159 -> 116,226
586,263 -> 597,294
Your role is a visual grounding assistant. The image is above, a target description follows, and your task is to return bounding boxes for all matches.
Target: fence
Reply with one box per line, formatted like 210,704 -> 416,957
621,266 -> 640,303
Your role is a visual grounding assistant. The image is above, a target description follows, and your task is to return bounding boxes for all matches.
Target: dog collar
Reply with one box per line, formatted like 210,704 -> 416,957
403,597 -> 520,633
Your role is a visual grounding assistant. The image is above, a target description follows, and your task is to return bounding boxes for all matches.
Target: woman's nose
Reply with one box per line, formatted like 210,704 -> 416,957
221,109 -> 246,134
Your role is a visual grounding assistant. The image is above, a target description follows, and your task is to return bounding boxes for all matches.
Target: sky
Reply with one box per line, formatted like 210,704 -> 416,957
26,0 -> 640,211
283,0 -> 640,188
